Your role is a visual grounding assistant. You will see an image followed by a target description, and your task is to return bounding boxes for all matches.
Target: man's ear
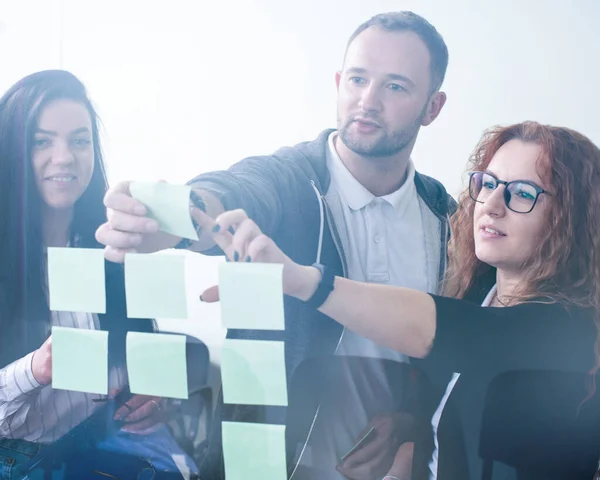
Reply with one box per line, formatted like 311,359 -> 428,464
335,71 -> 342,91
421,91 -> 447,126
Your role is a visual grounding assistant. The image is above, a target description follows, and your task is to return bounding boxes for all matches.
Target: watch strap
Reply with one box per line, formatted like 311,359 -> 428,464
306,263 -> 335,308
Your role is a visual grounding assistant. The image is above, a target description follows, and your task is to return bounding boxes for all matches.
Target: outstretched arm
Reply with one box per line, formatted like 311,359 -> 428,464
197,208 -> 436,359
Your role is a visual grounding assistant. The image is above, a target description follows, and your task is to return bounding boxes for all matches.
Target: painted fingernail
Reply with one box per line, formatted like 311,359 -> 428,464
245,256 -> 251,262
233,251 -> 239,262
228,226 -> 236,235
212,224 -> 221,233
199,295 -> 204,302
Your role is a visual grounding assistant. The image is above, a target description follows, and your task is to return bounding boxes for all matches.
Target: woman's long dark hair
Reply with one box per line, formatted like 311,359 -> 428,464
0,70 -> 109,365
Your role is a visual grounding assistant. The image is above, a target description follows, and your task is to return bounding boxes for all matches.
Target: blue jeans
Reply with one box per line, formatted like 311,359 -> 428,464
95,425 -> 199,476
1,427 -> 198,479
0,439 -> 50,480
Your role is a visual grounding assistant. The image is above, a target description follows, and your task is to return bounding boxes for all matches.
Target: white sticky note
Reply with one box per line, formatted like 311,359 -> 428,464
124,253 -> 188,319
47,247 -> 106,313
222,422 -> 287,480
130,182 -> 198,240
221,339 -> 288,406
219,263 -> 284,330
126,332 -> 188,399
52,326 -> 108,395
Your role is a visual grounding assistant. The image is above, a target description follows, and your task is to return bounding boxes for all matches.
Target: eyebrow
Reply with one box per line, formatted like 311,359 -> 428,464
345,67 -> 416,88
35,127 -> 91,136
484,169 -> 544,188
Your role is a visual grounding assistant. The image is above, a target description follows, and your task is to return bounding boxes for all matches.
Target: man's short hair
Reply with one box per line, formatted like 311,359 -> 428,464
345,11 -> 449,93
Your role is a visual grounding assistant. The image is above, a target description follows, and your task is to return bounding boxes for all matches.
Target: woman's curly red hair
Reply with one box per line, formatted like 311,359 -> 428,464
445,121 -> 600,398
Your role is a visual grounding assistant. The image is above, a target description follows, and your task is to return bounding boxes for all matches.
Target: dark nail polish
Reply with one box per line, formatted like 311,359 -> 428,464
212,224 -> 221,233
199,295 -> 204,302
245,256 -> 251,262
233,251 -> 239,262
228,226 -> 236,235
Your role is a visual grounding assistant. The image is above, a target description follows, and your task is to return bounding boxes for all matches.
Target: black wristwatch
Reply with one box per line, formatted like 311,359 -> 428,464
306,263 -> 335,308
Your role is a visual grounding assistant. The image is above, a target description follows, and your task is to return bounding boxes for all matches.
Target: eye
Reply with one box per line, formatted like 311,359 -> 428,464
388,83 -> 405,92
482,180 -> 496,190
33,138 -> 51,150
349,76 -> 366,85
71,137 -> 92,148
514,188 -> 536,201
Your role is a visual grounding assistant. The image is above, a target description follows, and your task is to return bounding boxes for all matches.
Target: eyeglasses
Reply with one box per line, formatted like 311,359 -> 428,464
468,171 -> 551,214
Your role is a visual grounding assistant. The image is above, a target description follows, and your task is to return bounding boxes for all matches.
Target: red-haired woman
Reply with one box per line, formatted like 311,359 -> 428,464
200,121 -> 600,479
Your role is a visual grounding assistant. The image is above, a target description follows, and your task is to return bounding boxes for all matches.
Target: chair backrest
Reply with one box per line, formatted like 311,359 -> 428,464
479,370 -> 600,479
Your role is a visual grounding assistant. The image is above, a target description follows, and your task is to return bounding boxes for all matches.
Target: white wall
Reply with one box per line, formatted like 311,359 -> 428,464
2,0 -> 599,361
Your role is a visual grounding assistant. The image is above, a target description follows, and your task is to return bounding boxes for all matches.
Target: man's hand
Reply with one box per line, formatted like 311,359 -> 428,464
336,413 -> 415,480
385,442 -> 414,480
113,392 -> 166,434
32,336 -> 53,385
95,181 -> 175,263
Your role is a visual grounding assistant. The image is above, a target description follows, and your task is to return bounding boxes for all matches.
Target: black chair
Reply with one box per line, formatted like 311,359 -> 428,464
479,370 -> 600,480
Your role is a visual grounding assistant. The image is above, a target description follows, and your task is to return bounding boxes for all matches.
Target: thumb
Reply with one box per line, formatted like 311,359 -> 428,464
200,285 -> 220,303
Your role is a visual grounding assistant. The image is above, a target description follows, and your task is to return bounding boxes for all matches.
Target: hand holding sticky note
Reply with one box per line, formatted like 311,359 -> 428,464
52,326 -> 108,395
130,182 -> 198,240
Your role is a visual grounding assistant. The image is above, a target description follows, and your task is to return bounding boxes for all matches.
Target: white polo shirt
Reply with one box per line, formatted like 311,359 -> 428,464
298,131 -> 430,478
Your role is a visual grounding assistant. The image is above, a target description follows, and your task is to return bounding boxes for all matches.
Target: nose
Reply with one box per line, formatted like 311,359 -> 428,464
482,185 -> 507,217
51,139 -> 75,166
358,84 -> 382,113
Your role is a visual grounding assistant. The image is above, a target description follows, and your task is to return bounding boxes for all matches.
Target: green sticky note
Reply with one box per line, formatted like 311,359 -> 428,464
52,326 -> 108,395
124,253 -> 188,319
47,247 -> 106,313
222,422 -> 287,480
219,263 -> 284,330
221,339 -> 287,406
126,332 -> 188,399
130,182 -> 198,240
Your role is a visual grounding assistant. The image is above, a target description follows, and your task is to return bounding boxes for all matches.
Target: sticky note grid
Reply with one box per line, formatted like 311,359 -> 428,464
46,240 -> 290,476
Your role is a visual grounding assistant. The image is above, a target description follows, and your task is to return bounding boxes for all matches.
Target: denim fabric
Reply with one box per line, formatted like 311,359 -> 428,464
0,439 -> 43,480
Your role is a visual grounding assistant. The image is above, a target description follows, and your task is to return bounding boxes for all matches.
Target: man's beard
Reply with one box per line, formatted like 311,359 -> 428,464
338,108 -> 427,158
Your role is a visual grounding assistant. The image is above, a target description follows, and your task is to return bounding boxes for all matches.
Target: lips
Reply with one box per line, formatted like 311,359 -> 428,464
45,174 -> 76,182
354,116 -> 381,128
480,224 -> 506,236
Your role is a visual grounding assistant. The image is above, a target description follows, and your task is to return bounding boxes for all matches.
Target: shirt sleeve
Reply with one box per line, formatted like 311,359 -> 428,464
0,352 -> 42,436
424,295 -> 597,377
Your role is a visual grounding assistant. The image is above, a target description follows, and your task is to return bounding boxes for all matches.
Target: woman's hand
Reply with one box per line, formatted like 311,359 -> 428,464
31,335 -> 53,385
194,208 -> 320,301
